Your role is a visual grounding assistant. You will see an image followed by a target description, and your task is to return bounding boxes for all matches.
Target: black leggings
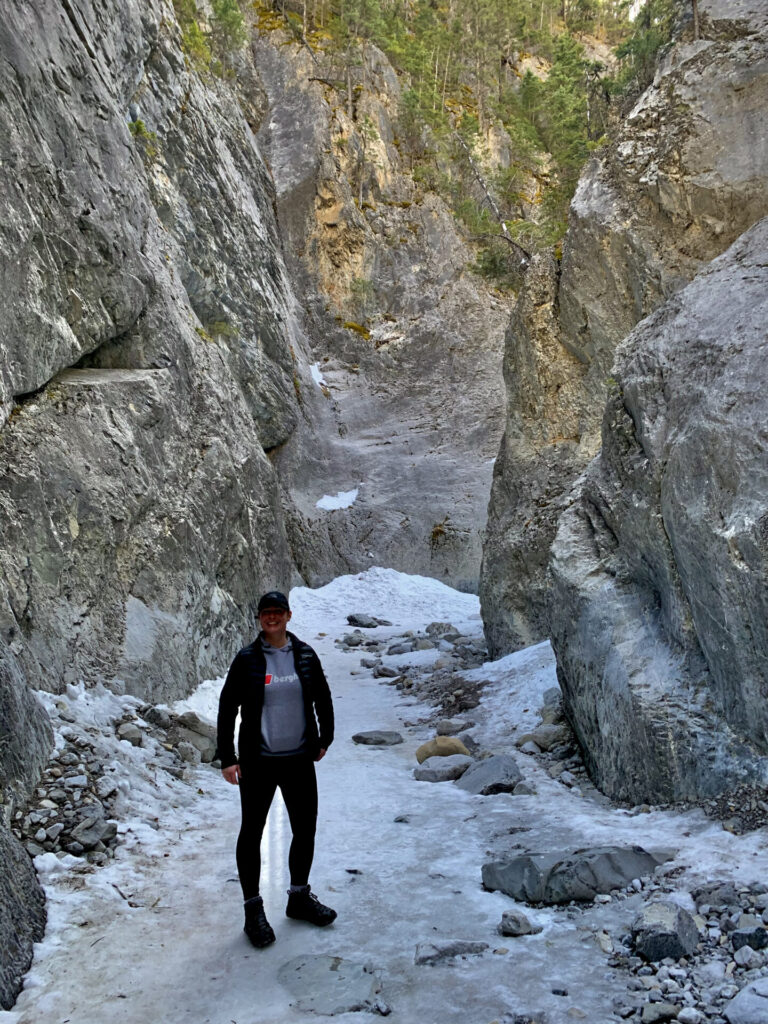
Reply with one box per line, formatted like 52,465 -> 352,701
236,754 -> 318,900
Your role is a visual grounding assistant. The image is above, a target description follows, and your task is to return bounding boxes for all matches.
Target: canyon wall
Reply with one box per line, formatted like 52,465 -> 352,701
481,0 -> 768,655
0,0 -> 510,1004
551,218 -> 768,802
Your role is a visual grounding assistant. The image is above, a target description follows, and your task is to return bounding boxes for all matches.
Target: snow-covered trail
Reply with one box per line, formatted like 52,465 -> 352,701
5,569 -> 768,1024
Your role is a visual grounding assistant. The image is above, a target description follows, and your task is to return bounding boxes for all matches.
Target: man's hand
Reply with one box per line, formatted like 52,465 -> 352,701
315,748 -> 327,762
222,764 -> 242,784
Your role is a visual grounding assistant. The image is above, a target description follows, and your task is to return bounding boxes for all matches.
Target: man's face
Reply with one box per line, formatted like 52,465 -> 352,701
259,607 -> 291,632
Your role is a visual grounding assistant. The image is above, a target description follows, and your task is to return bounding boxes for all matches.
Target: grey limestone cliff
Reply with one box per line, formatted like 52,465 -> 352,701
251,32 -> 511,591
549,218 -> 768,803
481,0 -> 768,655
0,0 -> 321,1003
0,0 -> 513,1004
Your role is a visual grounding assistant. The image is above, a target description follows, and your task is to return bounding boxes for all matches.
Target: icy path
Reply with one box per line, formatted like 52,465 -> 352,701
5,569 -> 768,1024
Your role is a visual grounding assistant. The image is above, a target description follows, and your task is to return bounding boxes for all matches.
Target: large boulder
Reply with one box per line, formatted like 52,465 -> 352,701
549,218 -> 768,802
482,845 -> 666,904
481,0 -> 768,654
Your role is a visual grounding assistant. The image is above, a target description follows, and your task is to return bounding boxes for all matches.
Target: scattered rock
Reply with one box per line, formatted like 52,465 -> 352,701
176,741 -> 202,764
70,814 -> 118,852
731,926 -> 768,952
632,901 -> 700,962
733,944 -> 761,969
352,731 -> 404,746
435,718 -> 474,736
425,622 -> 459,637
413,755 -> 473,783
454,755 -> 523,795
498,910 -> 542,937
143,706 -> 172,730
347,614 -> 385,629
677,1010 -> 704,1024
641,1002 -> 679,1023
116,723 -> 143,746
523,724 -> 571,752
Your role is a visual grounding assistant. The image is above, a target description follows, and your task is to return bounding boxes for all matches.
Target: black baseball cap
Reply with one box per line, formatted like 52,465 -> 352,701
258,591 -> 290,613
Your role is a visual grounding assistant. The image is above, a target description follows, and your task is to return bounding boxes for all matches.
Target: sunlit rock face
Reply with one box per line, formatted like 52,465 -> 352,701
252,34 -> 511,593
481,0 -> 768,655
549,218 -> 768,803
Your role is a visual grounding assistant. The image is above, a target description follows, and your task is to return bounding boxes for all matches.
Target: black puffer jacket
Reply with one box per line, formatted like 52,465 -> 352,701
216,631 -> 334,769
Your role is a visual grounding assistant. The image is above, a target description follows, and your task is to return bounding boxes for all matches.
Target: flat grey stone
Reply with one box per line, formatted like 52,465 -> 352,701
724,978 -> 768,1024
436,718 -> 473,736
454,754 -> 523,795
641,1003 -> 678,1024
143,706 -> 172,730
177,741 -> 201,764
413,754 -> 473,782
733,944 -> 761,969
414,939 -> 489,965
352,731 -> 403,746
483,845 -> 669,905
171,726 -> 216,762
373,666 -> 399,678
70,814 -> 117,851
277,954 -> 389,1015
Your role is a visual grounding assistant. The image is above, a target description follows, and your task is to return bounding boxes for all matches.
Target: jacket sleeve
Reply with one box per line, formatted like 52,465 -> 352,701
216,652 -> 243,768
312,651 -> 334,750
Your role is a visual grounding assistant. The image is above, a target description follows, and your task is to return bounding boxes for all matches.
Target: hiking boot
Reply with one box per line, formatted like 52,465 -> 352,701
285,887 -> 337,927
243,896 -> 275,947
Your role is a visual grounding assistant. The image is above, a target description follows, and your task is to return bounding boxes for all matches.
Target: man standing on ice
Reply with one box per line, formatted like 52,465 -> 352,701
216,590 -> 336,947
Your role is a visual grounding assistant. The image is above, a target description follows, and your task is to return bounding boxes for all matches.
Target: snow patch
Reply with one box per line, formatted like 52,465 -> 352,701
310,362 -> 327,387
315,487 -> 359,510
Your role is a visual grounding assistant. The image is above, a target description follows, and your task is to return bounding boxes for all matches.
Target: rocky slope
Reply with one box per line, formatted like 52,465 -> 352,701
551,217 -> 768,803
481,0 -> 768,655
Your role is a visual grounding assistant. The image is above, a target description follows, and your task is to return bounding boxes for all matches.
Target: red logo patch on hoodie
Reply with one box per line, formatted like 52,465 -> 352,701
265,674 -> 272,685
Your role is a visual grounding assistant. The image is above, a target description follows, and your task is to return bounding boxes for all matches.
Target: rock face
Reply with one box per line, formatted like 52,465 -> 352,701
0,0 -> 332,1004
549,219 -> 768,803
0,827 -> 46,1011
253,33 -> 510,592
481,0 -> 768,654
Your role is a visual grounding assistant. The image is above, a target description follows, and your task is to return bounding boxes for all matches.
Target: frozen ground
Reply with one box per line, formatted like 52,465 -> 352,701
4,568 -> 768,1024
